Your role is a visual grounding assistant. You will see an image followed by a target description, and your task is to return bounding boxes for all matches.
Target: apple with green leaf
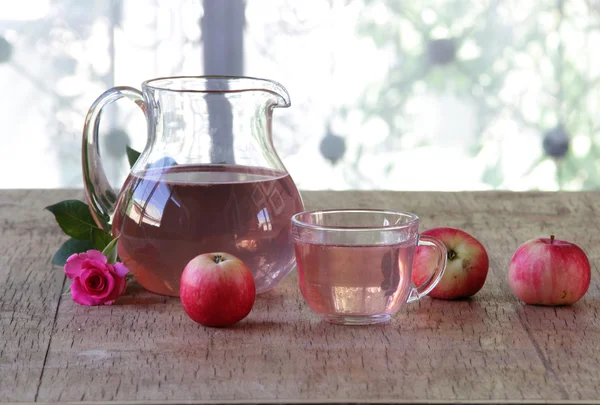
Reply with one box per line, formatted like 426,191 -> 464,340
412,227 -> 489,299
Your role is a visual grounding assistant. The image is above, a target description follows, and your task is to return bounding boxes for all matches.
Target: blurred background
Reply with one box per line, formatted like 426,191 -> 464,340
1,0 -> 599,191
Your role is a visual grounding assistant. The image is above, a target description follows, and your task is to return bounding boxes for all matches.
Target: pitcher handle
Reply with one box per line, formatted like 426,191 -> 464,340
82,86 -> 146,232
407,235 -> 447,302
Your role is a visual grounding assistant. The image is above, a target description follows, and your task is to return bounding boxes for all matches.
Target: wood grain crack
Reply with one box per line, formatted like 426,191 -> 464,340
33,274 -> 66,402
517,307 -> 569,400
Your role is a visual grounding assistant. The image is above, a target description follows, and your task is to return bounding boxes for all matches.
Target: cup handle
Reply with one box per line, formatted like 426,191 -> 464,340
406,235 -> 447,302
82,86 -> 147,232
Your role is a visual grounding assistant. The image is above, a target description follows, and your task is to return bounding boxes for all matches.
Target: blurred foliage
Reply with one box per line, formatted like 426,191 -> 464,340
353,0 -> 600,190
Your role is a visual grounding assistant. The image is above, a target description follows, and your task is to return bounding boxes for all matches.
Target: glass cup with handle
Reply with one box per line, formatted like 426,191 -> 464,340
291,209 -> 447,325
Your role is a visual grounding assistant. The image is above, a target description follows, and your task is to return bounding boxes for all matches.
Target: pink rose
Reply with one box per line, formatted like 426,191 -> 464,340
64,250 -> 129,306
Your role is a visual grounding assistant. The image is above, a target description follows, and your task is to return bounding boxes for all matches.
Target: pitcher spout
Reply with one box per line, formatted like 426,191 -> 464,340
226,76 -> 290,108
257,78 -> 290,108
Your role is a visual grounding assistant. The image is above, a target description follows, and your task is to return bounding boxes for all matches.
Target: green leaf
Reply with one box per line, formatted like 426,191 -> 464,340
126,146 -> 141,168
52,238 -> 95,266
102,236 -> 120,265
91,228 -> 113,251
45,200 -> 99,240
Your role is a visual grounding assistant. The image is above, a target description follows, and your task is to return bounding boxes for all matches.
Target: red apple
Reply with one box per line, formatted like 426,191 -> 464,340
413,227 -> 489,299
180,252 -> 256,327
508,235 -> 590,306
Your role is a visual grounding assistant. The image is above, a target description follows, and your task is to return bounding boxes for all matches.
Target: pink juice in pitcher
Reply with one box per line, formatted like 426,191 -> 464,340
295,240 -> 414,317
111,164 -> 304,296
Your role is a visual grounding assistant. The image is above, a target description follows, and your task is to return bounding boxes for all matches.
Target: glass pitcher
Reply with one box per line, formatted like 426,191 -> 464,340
82,76 -> 305,296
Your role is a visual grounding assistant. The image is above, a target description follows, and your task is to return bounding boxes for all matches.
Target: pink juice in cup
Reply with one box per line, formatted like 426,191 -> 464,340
295,240 -> 414,317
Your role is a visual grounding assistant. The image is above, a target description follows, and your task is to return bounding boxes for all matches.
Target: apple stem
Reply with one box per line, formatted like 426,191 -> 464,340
550,234 -> 555,245
448,250 -> 457,260
213,254 -> 225,264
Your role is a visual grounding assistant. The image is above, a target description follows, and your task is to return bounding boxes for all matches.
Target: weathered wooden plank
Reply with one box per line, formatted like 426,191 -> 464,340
28,190 -> 600,403
2,190 -> 599,403
0,190 -> 80,402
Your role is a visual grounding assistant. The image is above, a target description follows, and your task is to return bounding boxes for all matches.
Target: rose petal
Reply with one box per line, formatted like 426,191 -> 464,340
85,273 -> 105,292
81,250 -> 108,264
113,262 -> 130,278
80,267 -> 115,300
115,275 -> 128,297
64,254 -> 85,279
70,278 -> 103,306
104,268 -> 128,304
82,259 -> 110,272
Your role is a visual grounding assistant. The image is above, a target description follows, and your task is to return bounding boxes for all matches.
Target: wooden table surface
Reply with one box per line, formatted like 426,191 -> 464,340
2,189 -> 600,404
